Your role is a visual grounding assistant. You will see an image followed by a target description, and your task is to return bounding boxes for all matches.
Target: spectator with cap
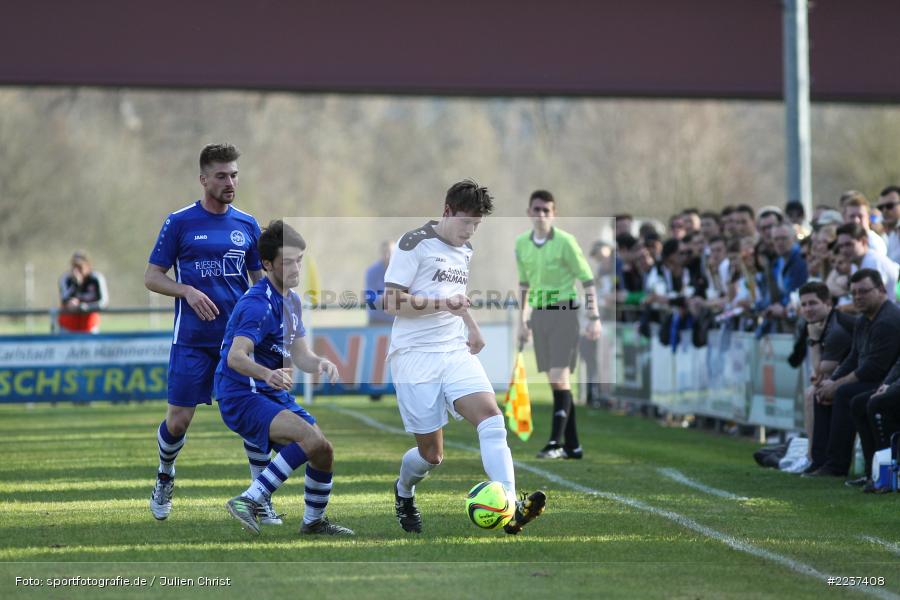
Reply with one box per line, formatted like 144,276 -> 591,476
58,250 -> 109,334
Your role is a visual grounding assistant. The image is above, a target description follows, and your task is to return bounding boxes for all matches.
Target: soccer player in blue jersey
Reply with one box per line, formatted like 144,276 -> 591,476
216,220 -> 353,536
146,144 -> 279,523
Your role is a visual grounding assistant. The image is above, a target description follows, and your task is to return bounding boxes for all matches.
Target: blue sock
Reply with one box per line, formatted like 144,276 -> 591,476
303,465 -> 333,524
243,443 -> 308,502
157,420 -> 184,477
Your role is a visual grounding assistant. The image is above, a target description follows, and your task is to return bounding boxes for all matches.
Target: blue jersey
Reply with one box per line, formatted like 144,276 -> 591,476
149,201 -> 262,347
215,277 -> 306,398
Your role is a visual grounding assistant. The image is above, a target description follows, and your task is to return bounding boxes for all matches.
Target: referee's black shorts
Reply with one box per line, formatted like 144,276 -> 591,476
530,301 -> 580,373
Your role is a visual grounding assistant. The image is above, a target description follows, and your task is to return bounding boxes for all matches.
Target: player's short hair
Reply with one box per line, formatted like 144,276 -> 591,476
199,143 -> 241,171
446,180 -> 494,216
528,189 -> 555,207
798,281 -> 830,303
258,219 -> 306,264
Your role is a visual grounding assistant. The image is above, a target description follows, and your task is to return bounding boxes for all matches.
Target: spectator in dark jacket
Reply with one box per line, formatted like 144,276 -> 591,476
799,282 -> 855,474
808,269 -> 900,478
58,250 -> 109,333
850,344 -> 900,491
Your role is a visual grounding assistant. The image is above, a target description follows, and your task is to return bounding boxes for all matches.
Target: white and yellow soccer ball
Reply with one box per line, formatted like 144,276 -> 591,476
465,481 -> 515,529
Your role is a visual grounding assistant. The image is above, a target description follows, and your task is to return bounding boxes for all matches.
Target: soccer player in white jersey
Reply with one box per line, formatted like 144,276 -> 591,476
383,180 -> 547,535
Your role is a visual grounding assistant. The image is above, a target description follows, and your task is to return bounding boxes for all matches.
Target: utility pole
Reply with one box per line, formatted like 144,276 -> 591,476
783,0 -> 812,219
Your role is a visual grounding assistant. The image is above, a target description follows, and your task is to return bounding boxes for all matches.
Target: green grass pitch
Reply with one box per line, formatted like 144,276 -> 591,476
0,394 -> 898,599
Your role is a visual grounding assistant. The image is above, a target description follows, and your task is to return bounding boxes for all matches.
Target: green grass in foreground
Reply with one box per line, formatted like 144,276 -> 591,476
0,396 -> 898,599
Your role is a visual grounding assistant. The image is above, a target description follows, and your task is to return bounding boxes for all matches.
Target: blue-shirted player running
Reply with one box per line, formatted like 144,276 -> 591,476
216,220 -> 353,536
147,144 -> 282,523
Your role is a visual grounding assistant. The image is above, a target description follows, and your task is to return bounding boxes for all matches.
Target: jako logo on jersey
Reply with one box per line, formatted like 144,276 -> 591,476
230,230 -> 245,246
432,267 -> 468,284
194,234 -> 208,240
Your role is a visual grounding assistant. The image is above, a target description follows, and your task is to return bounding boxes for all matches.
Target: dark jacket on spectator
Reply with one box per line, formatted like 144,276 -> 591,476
830,300 -> 900,383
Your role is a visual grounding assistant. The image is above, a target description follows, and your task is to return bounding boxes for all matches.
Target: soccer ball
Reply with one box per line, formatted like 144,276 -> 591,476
466,481 -> 515,529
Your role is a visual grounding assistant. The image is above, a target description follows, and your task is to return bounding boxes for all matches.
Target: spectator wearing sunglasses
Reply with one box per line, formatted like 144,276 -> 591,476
877,185 -> 900,265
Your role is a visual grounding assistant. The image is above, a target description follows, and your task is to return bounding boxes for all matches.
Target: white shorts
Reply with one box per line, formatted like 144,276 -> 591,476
390,349 -> 495,434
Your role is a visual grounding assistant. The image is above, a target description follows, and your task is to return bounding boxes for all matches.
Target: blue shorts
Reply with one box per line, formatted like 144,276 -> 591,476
216,389 -> 316,454
167,344 -> 220,407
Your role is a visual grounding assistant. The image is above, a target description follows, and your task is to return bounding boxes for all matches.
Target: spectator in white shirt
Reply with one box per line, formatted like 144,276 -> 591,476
836,222 -> 899,302
876,185 -> 900,265
841,191 -> 887,256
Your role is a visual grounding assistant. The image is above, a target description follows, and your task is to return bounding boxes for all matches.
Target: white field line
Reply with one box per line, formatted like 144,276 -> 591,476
861,536 -> 900,557
326,404 -> 899,600
657,467 -> 749,501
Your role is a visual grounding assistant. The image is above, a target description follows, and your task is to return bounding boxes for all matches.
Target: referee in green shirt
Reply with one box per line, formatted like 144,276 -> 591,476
516,190 -> 601,460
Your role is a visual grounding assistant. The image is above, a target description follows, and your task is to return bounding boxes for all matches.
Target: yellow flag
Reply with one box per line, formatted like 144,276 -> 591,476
304,255 -> 322,304
502,352 -> 532,441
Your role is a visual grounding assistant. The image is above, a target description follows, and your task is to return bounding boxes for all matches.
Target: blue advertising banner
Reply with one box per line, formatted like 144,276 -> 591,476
0,323 -> 513,403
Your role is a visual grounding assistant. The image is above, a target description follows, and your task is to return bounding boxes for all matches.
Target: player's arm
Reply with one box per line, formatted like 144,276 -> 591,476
144,263 -> 219,321
290,337 -> 339,383
383,285 -> 470,317
461,309 -> 485,354
227,335 -> 293,391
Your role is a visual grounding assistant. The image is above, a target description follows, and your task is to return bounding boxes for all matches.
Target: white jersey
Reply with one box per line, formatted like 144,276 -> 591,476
385,221 -> 472,355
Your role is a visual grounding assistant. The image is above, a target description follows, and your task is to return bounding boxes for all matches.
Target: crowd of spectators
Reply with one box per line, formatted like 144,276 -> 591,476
612,186 -> 900,492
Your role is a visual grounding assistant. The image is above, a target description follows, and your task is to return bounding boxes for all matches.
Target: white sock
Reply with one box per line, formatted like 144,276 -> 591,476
477,415 -> 516,496
397,447 -> 439,497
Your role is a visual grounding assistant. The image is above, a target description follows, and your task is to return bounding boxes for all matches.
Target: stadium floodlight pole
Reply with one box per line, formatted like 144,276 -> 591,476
783,0 -> 812,220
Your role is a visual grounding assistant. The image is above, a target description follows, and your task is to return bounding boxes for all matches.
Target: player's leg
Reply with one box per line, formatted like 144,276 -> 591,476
150,345 -> 216,520
538,309 -> 582,459
242,438 -> 282,525
150,404 -> 194,520
455,392 -> 515,491
390,351 -> 446,533
447,352 -> 545,535
269,406 -> 353,535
